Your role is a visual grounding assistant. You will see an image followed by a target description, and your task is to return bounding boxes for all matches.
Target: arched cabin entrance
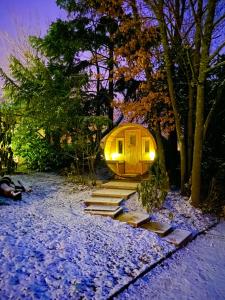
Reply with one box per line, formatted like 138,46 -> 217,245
102,123 -> 157,178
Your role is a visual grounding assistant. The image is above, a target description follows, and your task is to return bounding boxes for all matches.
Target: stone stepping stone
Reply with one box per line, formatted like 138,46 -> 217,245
92,189 -> 135,199
116,212 -> 150,227
85,205 -> 123,218
163,229 -> 192,246
84,197 -> 124,206
141,221 -> 172,236
101,181 -> 139,190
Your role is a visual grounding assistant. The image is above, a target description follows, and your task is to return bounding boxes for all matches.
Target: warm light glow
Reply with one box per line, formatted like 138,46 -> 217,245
14,156 -> 19,163
103,123 -> 157,177
38,128 -> 46,138
104,149 -> 110,160
149,151 -> 155,160
111,152 -> 120,160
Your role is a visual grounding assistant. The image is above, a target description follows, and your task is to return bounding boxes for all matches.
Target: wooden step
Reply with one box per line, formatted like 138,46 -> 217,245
101,181 -> 139,190
85,206 -> 123,218
141,221 -> 172,236
92,189 -> 135,199
116,212 -> 150,227
120,174 -> 139,177
163,229 -> 192,246
84,197 -> 124,206
84,205 -> 121,212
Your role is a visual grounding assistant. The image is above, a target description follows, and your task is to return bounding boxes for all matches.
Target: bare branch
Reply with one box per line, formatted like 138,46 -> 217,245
180,0 -> 186,22
189,0 -> 198,21
209,40 -> 225,62
186,48 -> 195,79
213,13 -> 225,29
183,21 -> 195,40
205,60 -> 225,73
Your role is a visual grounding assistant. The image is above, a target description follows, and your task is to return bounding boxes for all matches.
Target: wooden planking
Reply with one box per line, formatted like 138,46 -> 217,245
116,212 -> 150,227
92,188 -> 135,199
120,174 -> 140,178
163,229 -> 192,246
101,181 -> 139,190
84,197 -> 124,206
84,205 -> 121,212
141,221 -> 172,236
85,207 -> 123,218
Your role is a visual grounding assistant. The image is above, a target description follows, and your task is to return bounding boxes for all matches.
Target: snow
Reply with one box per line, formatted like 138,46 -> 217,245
0,173 -> 218,299
116,220 -> 225,300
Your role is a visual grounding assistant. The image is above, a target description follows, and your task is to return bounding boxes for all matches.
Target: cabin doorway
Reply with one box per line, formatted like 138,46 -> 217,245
124,130 -> 141,174
102,123 -> 156,178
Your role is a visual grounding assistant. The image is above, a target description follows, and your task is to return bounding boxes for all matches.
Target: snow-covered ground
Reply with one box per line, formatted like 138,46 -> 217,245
0,173 -> 218,299
116,220 -> 225,300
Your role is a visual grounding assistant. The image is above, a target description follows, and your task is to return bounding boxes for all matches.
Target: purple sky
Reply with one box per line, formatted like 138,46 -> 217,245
0,0 -> 64,36
0,0 -> 65,70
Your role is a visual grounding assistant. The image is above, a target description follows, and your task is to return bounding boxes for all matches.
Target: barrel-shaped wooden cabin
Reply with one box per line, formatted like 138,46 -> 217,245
102,123 -> 157,177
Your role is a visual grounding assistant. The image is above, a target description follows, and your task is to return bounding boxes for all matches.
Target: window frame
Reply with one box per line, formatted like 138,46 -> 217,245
116,138 -> 124,155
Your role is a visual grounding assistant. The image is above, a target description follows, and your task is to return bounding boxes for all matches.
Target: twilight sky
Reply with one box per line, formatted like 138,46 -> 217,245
0,0 -> 64,35
0,0 -> 65,69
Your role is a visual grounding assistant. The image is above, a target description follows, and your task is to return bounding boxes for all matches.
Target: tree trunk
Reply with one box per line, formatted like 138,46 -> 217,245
95,52 -> 101,116
191,80 -> 204,206
108,41 -> 114,125
191,0 -> 217,207
187,80 -> 194,176
155,123 -> 169,189
156,4 -> 186,193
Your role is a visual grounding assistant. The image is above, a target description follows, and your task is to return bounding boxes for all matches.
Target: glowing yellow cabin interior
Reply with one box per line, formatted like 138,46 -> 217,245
102,123 -> 157,177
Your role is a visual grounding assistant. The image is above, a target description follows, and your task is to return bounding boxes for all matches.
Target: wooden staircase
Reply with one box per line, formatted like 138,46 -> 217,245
99,181 -> 139,190
84,180 -> 137,217
84,180 -> 192,246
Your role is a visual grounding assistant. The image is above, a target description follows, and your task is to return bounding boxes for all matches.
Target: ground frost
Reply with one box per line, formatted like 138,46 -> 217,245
0,173 -> 217,299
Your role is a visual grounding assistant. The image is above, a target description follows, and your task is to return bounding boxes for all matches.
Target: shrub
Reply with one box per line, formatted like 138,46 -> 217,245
12,124 -> 64,171
137,158 -> 168,213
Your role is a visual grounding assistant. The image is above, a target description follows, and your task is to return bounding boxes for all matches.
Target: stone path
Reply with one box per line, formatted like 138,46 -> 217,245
84,180 -> 192,247
142,221 -> 172,236
117,212 -> 150,227
163,229 -> 192,246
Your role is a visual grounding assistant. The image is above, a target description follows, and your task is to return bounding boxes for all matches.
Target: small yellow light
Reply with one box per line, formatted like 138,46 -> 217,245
38,128 -> 46,138
14,156 -> 19,163
112,152 -> 120,160
149,151 -> 155,160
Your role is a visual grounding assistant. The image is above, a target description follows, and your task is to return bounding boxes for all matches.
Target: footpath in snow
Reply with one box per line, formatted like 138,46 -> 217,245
116,220 -> 225,300
0,173 -> 218,299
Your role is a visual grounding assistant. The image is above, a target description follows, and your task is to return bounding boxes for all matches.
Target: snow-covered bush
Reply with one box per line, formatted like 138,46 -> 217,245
138,159 -> 168,213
